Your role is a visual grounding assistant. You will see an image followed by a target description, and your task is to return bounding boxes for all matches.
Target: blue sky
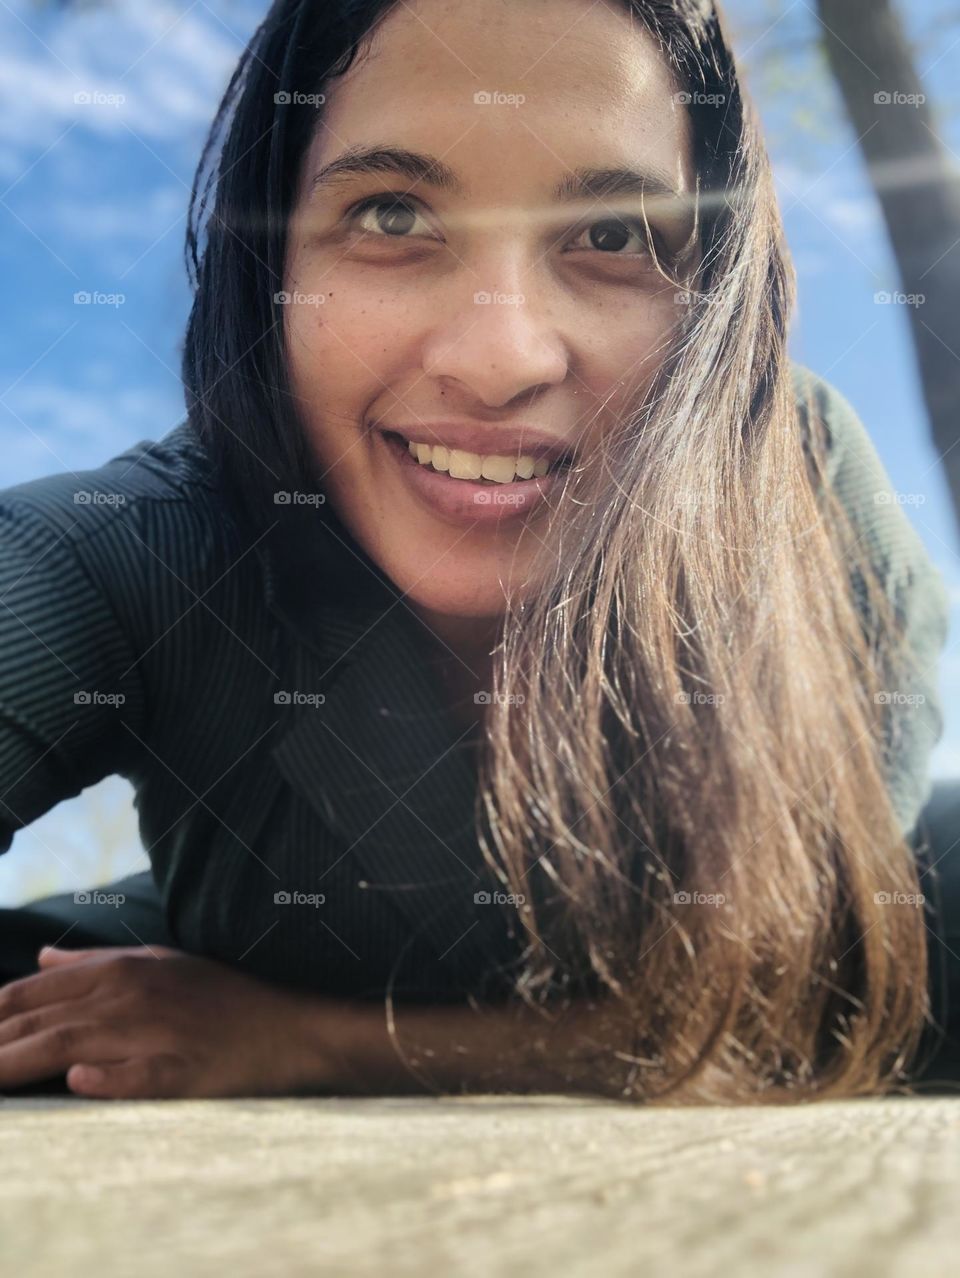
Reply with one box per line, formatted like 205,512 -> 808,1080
1,0 -> 958,900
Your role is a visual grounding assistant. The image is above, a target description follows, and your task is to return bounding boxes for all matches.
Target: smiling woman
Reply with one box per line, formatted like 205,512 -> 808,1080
0,0 -> 953,1102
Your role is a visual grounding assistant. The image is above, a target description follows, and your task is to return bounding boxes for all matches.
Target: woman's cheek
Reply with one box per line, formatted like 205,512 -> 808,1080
603,307 -> 680,401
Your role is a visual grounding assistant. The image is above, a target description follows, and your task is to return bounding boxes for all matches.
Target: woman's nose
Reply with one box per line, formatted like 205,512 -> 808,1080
420,277 -> 569,408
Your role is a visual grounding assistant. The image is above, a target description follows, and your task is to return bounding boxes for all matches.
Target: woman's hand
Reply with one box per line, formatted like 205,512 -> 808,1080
0,943 -> 341,1099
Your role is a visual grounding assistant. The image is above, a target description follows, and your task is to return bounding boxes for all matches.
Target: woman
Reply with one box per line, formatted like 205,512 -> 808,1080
0,0 -> 953,1102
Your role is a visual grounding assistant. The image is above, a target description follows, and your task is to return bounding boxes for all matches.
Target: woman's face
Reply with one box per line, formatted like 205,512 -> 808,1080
284,0 -> 696,632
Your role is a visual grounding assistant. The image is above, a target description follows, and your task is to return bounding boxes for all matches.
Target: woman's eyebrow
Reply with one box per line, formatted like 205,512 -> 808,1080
307,144 -> 689,212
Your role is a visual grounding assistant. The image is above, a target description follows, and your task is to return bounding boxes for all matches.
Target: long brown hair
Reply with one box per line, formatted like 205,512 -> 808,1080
465,5 -> 932,1104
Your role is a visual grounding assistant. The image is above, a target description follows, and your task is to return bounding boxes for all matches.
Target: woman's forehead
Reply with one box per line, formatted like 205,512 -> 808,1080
329,0 -> 685,118
297,0 -> 695,205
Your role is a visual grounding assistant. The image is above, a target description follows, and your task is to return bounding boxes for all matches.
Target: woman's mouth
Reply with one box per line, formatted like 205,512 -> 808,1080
379,430 -> 571,527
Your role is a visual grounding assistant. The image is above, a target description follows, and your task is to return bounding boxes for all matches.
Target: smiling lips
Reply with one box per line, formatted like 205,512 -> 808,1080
380,429 -> 567,526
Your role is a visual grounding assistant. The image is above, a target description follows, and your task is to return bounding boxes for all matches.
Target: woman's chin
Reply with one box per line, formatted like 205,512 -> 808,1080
409,587 -> 509,621
388,572 -> 515,623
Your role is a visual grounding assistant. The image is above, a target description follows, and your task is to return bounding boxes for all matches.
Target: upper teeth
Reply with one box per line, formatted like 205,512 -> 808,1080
406,440 -> 552,483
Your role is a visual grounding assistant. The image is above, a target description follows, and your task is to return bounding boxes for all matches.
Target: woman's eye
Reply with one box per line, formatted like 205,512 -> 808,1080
345,198 -> 661,261
349,197 -> 435,239
567,217 -> 654,257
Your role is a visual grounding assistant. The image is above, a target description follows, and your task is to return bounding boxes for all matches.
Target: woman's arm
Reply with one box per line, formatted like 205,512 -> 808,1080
0,492 -> 147,858
1,943 -> 631,1099
298,989 -> 633,1098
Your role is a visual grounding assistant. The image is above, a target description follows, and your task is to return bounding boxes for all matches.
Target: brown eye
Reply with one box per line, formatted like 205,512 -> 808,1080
569,216 -> 650,255
350,197 -> 433,238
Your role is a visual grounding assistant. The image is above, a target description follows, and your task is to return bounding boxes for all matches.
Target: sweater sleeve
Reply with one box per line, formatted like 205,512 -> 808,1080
0,497 -> 147,857
792,362 -> 951,841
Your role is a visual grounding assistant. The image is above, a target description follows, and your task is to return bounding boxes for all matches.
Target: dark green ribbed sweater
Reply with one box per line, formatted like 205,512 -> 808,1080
0,364 -> 950,999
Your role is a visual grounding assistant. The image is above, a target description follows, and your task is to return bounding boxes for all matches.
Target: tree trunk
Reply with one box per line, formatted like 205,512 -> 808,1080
816,0 -> 960,529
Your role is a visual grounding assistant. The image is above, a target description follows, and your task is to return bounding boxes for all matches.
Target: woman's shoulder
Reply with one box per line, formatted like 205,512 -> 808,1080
789,360 -> 946,594
0,418 -> 242,589
790,359 -> 875,489
0,418 -> 266,680
789,361 -> 952,838
0,417 -> 219,533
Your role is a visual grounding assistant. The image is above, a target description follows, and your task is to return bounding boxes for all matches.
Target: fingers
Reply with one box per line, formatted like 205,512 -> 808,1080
66,1063 -> 105,1090
37,946 -> 92,966
0,963 -> 102,1023
0,998 -> 92,1050
66,1053 -> 186,1099
0,1016 -> 126,1091
38,944 -> 183,966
